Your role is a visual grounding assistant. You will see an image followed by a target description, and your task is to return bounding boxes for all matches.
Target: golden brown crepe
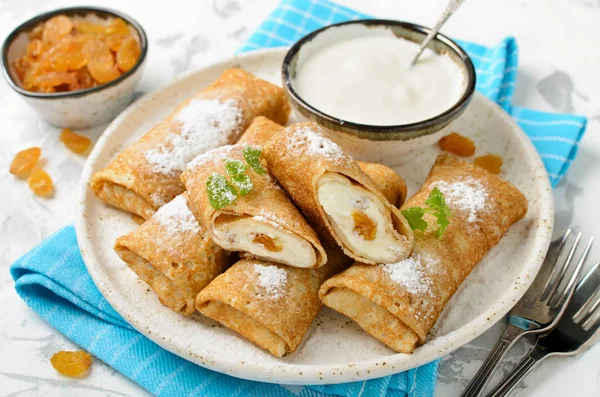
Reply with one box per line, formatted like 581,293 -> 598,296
196,247 -> 351,356
357,161 -> 407,208
262,122 -> 413,265
319,154 -> 528,353
237,119 -> 407,207
237,116 -> 284,146
182,145 -> 327,269
114,194 -> 229,315
91,68 -> 290,220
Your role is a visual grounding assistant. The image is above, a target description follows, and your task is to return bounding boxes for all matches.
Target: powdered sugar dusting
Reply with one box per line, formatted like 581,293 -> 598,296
288,127 -> 346,162
254,264 -> 288,299
253,215 -> 283,230
208,172 -> 237,203
144,99 -> 242,174
383,253 -> 435,295
435,178 -> 488,223
186,145 -> 235,171
150,192 -> 166,207
153,195 -> 200,235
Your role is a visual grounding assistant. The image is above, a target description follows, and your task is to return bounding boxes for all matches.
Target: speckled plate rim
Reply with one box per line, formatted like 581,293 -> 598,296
76,47 -> 553,385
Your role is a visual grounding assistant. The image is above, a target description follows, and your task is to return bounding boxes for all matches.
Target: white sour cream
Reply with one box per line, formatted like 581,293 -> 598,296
213,216 -> 317,268
317,173 -> 407,264
293,34 -> 465,126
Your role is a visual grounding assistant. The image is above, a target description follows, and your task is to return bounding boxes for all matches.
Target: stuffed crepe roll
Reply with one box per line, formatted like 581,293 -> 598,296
91,68 -> 290,220
319,154 -> 528,353
182,145 -> 327,269
196,247 -> 350,356
262,122 -> 413,265
114,194 -> 229,315
238,118 -> 407,208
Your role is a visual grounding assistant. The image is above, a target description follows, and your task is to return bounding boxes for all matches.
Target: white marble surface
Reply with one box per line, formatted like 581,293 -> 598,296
0,0 -> 598,396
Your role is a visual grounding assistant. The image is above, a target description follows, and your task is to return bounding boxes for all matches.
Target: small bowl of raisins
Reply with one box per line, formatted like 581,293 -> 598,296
1,6 -> 148,128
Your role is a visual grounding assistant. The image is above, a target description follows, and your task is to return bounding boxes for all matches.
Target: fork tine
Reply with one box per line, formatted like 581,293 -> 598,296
581,291 -> 600,331
550,236 -> 593,308
542,232 -> 582,303
539,229 -> 575,301
573,263 -> 600,323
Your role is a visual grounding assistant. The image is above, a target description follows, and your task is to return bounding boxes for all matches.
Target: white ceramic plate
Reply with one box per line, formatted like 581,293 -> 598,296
76,48 -> 553,385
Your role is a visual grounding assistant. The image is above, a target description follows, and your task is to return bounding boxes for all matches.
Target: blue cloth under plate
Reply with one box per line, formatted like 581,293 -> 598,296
11,0 -> 588,396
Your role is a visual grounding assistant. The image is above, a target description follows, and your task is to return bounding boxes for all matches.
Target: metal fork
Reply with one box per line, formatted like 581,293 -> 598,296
460,230 -> 594,397
487,262 -> 600,397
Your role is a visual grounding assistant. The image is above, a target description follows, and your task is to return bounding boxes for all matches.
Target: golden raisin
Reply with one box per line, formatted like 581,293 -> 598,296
32,71 -> 78,90
105,34 -> 126,52
50,52 -> 88,72
474,154 -> 504,174
30,23 -> 44,40
81,38 -> 107,58
116,37 -> 140,72
75,68 -> 97,89
42,15 -> 73,42
439,132 -> 476,157
60,128 -> 92,154
252,234 -> 282,252
13,15 -> 139,93
72,20 -> 106,34
106,18 -> 130,35
87,55 -> 120,84
27,39 -> 43,58
10,147 -> 41,178
50,350 -> 92,377
28,168 -> 54,197
352,210 -> 377,241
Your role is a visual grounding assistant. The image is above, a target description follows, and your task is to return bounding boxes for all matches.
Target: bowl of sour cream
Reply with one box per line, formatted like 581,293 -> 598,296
282,19 -> 476,165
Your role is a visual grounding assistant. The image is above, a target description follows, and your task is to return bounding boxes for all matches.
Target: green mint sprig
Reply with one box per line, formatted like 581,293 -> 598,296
243,146 -> 266,175
206,146 -> 266,209
401,188 -> 451,239
207,173 -> 238,210
225,159 -> 253,196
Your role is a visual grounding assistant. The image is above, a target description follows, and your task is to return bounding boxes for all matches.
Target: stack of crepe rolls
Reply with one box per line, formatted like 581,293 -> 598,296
182,144 -> 328,268
319,154 -> 528,353
262,122 -> 413,265
112,117 -> 288,315
91,68 -> 290,220
196,247 -> 351,357
114,194 -> 229,315
194,159 -> 406,356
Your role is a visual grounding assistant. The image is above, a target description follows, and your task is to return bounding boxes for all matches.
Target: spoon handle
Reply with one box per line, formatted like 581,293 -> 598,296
409,0 -> 466,66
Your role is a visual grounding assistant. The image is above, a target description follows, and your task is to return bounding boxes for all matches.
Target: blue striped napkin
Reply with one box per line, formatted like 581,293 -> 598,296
239,0 -> 587,187
10,1 -> 588,397
11,227 -> 439,397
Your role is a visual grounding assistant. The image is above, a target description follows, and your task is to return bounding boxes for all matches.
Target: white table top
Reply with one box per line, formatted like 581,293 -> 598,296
1,0 -> 599,396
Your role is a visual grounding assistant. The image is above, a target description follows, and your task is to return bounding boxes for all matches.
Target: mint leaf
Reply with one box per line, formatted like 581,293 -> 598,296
243,146 -> 266,175
206,173 -> 237,210
230,173 -> 253,196
224,159 -> 253,197
401,206 -> 428,232
224,159 -> 247,177
401,188 -> 451,239
424,187 -> 451,239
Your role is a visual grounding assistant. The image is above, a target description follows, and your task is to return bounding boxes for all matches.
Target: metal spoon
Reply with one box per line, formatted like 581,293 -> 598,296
409,0 -> 467,67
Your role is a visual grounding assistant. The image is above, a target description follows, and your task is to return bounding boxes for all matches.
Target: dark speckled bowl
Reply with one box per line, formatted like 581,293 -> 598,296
1,6 -> 148,129
282,19 -> 476,165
